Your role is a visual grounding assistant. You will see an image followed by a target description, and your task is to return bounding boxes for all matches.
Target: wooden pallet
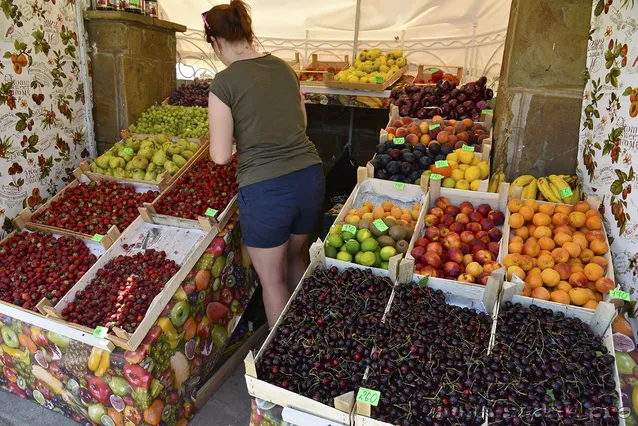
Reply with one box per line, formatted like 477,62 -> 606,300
297,54 -> 349,87
325,66 -> 408,92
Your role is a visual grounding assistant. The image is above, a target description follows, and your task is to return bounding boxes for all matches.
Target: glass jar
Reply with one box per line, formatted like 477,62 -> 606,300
145,0 -> 158,17
124,0 -> 142,14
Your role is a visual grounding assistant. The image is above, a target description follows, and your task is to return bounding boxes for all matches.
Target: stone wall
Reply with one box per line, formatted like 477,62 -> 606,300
85,11 -> 185,153
493,0 -> 592,180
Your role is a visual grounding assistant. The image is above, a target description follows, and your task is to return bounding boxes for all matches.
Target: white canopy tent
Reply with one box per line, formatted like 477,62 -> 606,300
159,0 -> 511,86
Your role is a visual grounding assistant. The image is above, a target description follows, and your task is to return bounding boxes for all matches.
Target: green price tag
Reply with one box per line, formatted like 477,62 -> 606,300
462,145 -> 475,152
394,182 -> 405,190
482,109 -> 493,115
429,124 -> 441,131
91,234 -> 104,243
93,326 -> 108,338
307,77 -> 313,81
429,68 -> 440,73
393,137 -> 405,145
610,289 -> 630,301
342,224 -> 357,234
123,147 -> 134,155
559,187 -> 573,199
430,173 -> 443,180
375,76 -> 383,83
357,387 -> 381,406
435,160 -> 449,168
205,208 -> 218,217
373,219 -> 389,232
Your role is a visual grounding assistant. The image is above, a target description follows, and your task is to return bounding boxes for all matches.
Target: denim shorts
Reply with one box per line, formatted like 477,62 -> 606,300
238,164 -> 325,248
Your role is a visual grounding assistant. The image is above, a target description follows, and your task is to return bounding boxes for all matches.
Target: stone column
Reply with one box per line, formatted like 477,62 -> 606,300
493,0 -> 592,180
85,11 -> 186,153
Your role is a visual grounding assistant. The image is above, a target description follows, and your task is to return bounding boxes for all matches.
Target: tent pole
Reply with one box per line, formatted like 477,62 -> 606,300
352,0 -> 362,63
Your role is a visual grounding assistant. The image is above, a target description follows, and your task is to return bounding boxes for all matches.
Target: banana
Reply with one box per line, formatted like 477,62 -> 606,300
509,174 -> 535,197
548,174 -> 572,202
538,177 -> 562,203
537,191 -> 546,201
522,178 -> 538,200
548,182 -> 563,202
570,185 -> 581,204
488,168 -> 503,193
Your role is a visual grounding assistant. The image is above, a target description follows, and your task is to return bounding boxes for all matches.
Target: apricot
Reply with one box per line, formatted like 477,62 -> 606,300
541,269 -> 560,286
573,201 -> 590,213
532,213 -> 551,227
569,288 -> 590,306
563,242 -> 581,258
537,254 -> 555,271
528,267 -> 542,276
509,235 -> 524,244
569,212 -> 586,228
590,256 -> 608,269
554,225 -> 572,236
578,248 -> 594,264
595,277 -> 615,294
551,248 -> 569,264
519,206 -> 535,222
507,266 -> 525,281
569,272 -> 588,288
503,254 -> 521,268
583,300 -> 599,309
509,213 -> 525,229
523,241 -> 540,257
531,287 -> 551,301
555,205 -> 572,215
550,290 -> 570,305
400,213 -> 412,223
508,199 -> 523,213
554,263 -> 572,280
527,225 -> 537,237
526,273 -> 544,289
586,230 -> 605,242
552,212 -> 570,226
390,207 -> 402,218
537,203 -> 554,216
523,199 -> 539,212
533,226 -> 552,239
553,232 -> 572,247
538,236 -> 555,251
382,201 -> 393,212
514,226 -> 529,240
585,209 -> 601,218
556,281 -> 572,293
519,255 -> 535,271
572,234 -> 588,252
585,215 -> 602,231
521,283 -> 532,297
583,263 -> 604,281
509,241 -> 523,254
589,239 -> 608,255
373,207 -> 385,219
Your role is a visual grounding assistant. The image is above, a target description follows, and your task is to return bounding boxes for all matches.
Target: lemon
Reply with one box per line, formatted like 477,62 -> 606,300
380,246 -> 397,261
459,164 -> 470,172
345,240 -> 361,255
381,261 -> 390,270
354,251 -> 364,264
447,160 -> 459,169
329,224 -> 342,235
451,169 -> 465,182
325,245 -> 338,258
336,251 -> 353,262
446,153 -> 459,163
361,238 -> 379,252
442,177 -> 456,188
348,75 -> 360,83
464,166 -> 481,182
327,234 -> 343,248
458,150 -> 474,165
356,229 -> 372,243
455,179 -> 470,190
478,161 -> 490,180
360,251 -> 376,267
359,76 -> 369,84
471,155 -> 480,166
470,180 -> 481,191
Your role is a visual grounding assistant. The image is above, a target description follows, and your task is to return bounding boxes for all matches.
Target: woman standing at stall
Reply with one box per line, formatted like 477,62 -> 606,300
202,0 -> 324,327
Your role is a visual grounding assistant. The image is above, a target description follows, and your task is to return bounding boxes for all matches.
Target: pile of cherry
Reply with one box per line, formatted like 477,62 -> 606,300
32,181 -> 158,235
155,156 -> 238,220
0,232 -> 97,310
61,249 -> 179,333
256,266 -> 393,406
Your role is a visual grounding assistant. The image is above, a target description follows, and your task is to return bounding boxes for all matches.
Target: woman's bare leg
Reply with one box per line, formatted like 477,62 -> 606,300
246,242 -> 290,327
287,234 -> 308,293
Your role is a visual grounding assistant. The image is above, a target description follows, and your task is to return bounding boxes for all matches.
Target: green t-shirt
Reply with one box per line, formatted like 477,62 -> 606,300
209,54 -> 322,187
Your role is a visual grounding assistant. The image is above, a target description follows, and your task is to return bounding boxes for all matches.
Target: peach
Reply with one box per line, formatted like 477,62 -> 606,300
509,213 -> 525,229
528,266 -> 542,276
519,206 -> 535,222
551,248 -> 569,264
586,230 -> 605,242
590,256 -> 608,269
509,241 -> 523,254
395,127 -> 408,138
527,224 -> 537,236
569,272 -> 588,288
590,239 -> 608,255
533,226 -> 552,239
569,288 -> 590,306
503,254 -> 521,268
525,273 -> 544,289
585,215 -> 602,231
550,290 -> 570,305
509,235 -> 524,244
514,226 -> 529,240
552,212 -> 570,226
572,234 -> 588,251
583,263 -> 604,281
419,122 -> 430,135
533,213 -> 551,227
595,277 -> 615,294
538,203 -> 555,216
523,241 -> 540,258
523,199 -> 539,212
420,134 -> 431,144
553,232 -> 572,247
573,201 -> 591,213
436,131 -> 450,143
555,205 -> 572,215
579,248 -> 594,264
556,281 -> 572,293
537,254 -> 555,271
507,266 -> 525,281
538,249 -> 552,257
519,255 -> 535,272
563,241 -> 581,258
521,283 -> 532,297
583,300 -> 599,309
531,287 -> 551,301
508,199 -> 523,213
554,225 -> 572,236
594,291 -> 603,302
541,269 -> 560,286
569,212 -> 586,228
554,263 -> 572,280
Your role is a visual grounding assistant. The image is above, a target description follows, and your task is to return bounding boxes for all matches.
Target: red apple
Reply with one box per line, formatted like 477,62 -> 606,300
445,205 -> 461,217
474,250 -> 493,265
430,207 -> 444,218
420,265 -> 438,278
443,233 -> 461,250
455,213 -> 470,225
415,237 -> 429,248
426,242 -> 443,256
475,272 -> 490,285
458,273 -> 475,283
435,197 -> 450,210
477,204 -> 491,217
449,222 -> 465,234
425,226 -> 440,241
459,201 -> 475,215
487,242 -> 500,257
488,228 -> 503,242
423,251 -> 442,268
488,210 -> 505,226
460,231 -> 475,244
480,218 -> 495,232
441,214 -> 455,228
469,212 -> 484,223
411,246 -> 426,261
424,214 -> 440,227
448,247 -> 464,264
476,231 -> 490,244
465,222 -> 482,234
442,262 -> 462,278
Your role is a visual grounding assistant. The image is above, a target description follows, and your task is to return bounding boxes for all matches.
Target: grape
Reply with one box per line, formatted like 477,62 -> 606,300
131,105 -> 209,138
169,80 -> 211,107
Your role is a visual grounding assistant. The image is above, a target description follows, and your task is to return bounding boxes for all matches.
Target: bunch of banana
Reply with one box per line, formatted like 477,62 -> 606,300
488,167 -> 506,193
508,174 -> 536,197
537,177 -> 562,203
536,175 -> 581,204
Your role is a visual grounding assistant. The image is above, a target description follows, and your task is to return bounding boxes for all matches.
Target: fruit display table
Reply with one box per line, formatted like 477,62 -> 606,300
302,86 -> 390,109
0,217 -> 259,426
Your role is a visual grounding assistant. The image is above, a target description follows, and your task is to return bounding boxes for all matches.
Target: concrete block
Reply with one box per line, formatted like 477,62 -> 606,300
90,53 -> 121,144
86,22 -> 129,52
140,28 -> 177,62
120,57 -> 174,125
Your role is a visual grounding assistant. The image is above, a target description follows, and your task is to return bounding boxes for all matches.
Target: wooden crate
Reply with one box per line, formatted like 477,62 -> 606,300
12,168 -> 162,250
414,63 -> 464,85
353,272 -> 501,426
287,52 -> 301,71
325,66 -> 408,92
297,54 -> 349,87
80,130 -> 208,188
400,179 -> 510,288
245,241 -> 405,425
138,146 -> 237,232
39,216 -> 215,351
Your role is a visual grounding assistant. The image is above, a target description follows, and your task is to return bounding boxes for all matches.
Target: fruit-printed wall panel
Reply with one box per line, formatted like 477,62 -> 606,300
578,0 -> 638,294
0,0 -> 91,240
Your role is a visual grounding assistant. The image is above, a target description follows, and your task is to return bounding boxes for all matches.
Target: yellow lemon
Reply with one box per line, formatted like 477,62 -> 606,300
442,178 -> 456,188
477,161 -> 490,180
446,153 -> 459,163
458,150 -> 474,165
455,179 -> 470,190
470,180 -> 481,191
348,75 -> 360,83
459,164 -> 470,172
471,155 -> 481,166
451,169 -> 465,182
448,160 -> 459,169
464,166 -> 481,182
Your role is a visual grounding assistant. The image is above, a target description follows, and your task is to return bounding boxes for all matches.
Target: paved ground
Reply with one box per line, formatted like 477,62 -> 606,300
0,364 -> 251,426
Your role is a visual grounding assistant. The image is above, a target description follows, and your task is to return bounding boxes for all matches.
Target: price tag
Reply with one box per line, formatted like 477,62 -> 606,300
394,182 -> 405,190
307,77 -> 313,81
375,76 -> 383,83
610,289 -> 630,301
462,145 -> 475,152
435,160 -> 449,168
373,219 -> 389,232
342,224 -> 357,234
559,187 -> 573,199
482,109 -> 493,115
430,173 -> 443,180
205,208 -> 218,217
429,68 -> 440,73
91,234 -> 104,243
393,137 -> 405,145
429,124 -> 441,131
93,326 -> 109,339
123,147 -> 134,155
357,387 -> 381,406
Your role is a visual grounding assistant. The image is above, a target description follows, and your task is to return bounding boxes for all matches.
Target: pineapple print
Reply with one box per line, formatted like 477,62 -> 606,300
62,343 -> 91,380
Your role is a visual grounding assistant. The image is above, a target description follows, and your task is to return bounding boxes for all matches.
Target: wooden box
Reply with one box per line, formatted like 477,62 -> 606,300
414,64 -> 464,85
297,54 -> 349,87
325,66 -> 408,92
